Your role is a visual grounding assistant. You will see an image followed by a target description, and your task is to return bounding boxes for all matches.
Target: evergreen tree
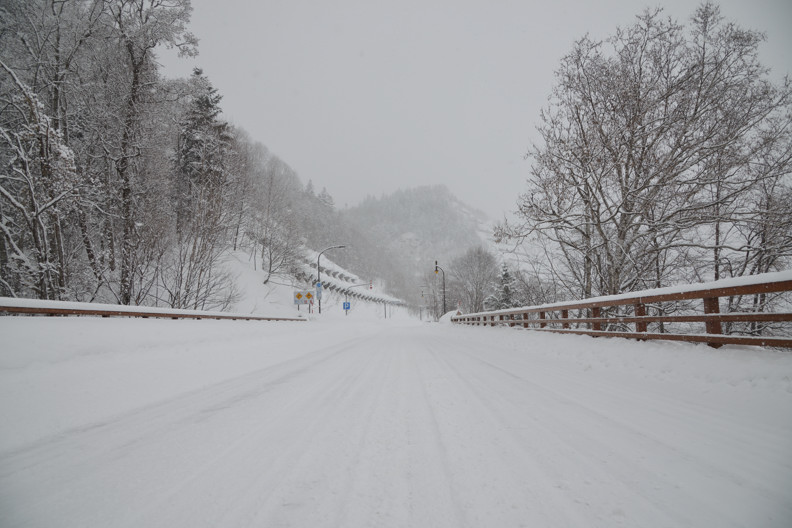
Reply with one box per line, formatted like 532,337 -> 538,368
485,263 -> 519,311
318,187 -> 334,208
164,68 -> 235,310
176,68 -> 232,234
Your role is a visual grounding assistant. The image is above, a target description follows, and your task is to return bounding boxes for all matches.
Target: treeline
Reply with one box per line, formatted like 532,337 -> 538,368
419,245 -> 553,320
0,0 -> 349,308
498,4 -> 792,303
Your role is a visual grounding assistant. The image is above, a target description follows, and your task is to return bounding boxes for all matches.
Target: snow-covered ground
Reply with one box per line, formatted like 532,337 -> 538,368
1,315 -> 791,527
221,250 -> 406,318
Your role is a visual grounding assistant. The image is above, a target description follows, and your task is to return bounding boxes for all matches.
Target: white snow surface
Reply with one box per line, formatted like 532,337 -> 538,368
1,315 -> 791,527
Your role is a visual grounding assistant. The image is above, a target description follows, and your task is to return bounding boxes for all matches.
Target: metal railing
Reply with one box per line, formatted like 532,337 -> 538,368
0,298 -> 306,323
451,272 -> 792,348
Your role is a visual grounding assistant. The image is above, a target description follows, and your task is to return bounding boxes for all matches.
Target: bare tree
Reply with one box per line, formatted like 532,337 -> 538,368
160,67 -> 237,310
498,3 -> 792,299
106,0 -> 196,304
0,60 -> 79,298
240,155 -> 300,283
449,246 -> 498,313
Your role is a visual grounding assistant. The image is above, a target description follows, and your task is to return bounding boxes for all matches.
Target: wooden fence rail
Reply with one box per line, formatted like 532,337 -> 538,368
451,272 -> 792,348
0,299 -> 306,323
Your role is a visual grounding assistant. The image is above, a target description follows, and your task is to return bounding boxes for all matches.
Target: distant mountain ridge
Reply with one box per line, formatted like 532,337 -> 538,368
340,186 -> 492,299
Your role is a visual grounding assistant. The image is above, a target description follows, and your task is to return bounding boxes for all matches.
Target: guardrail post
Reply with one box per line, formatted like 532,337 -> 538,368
432,273 -> 792,348
591,307 -> 601,331
634,303 -> 647,333
703,297 -> 723,349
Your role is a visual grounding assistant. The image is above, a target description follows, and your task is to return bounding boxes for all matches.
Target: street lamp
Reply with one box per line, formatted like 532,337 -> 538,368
434,261 -> 446,317
317,245 -> 346,314
344,281 -> 371,316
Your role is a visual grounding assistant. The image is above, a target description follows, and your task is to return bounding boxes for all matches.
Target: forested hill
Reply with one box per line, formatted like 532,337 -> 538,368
343,185 -> 489,269
298,185 -> 491,306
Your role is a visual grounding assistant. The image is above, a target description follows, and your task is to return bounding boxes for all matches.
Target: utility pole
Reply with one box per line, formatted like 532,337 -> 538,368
317,245 -> 346,314
435,261 -> 446,318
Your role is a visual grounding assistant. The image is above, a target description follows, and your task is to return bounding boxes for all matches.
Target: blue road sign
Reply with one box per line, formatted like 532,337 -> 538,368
343,302 -> 351,310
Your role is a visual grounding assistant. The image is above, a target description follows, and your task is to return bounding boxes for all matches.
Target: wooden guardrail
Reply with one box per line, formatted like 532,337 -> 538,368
451,271 -> 792,348
0,298 -> 306,322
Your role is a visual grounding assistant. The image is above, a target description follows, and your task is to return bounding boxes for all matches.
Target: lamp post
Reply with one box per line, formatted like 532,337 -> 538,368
317,245 -> 346,314
434,261 -> 446,318
344,282 -> 371,315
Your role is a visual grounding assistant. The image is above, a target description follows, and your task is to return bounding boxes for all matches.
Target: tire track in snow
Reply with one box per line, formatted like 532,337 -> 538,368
324,348 -> 401,528
125,334 -> 387,528
457,341 -> 791,522
428,334 -> 687,526
473,335 -> 792,495
408,344 -> 471,527
236,340 -> 395,527
0,333 -> 381,528
422,337 -> 599,527
434,329 -> 791,527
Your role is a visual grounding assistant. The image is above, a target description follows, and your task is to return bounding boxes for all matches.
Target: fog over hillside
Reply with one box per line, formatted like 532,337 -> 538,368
293,184 -> 495,307
343,186 -> 489,272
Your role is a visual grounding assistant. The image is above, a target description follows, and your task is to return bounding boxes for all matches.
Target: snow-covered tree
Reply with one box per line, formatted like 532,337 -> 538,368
107,0 -> 196,304
497,3 -> 792,299
0,61 -> 79,299
246,155 -> 303,284
485,263 -> 520,311
175,68 -> 231,234
449,246 -> 498,313
318,187 -> 334,208
163,68 -> 236,310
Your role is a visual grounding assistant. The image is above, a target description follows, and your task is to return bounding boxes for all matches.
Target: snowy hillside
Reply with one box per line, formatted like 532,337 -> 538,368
222,249 -> 407,319
342,185 -> 491,267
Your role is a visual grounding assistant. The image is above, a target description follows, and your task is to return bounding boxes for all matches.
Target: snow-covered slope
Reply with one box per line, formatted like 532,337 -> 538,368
221,249 -> 407,319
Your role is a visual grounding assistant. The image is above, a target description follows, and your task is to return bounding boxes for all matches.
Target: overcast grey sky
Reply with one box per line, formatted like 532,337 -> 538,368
158,0 -> 792,219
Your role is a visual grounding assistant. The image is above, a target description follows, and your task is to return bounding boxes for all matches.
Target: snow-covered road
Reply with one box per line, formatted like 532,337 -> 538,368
1,317 -> 791,527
